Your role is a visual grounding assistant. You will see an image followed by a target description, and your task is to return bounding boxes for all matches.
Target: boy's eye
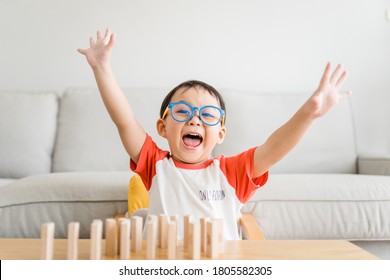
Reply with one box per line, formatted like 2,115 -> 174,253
201,107 -> 220,119
201,112 -> 216,119
176,109 -> 191,115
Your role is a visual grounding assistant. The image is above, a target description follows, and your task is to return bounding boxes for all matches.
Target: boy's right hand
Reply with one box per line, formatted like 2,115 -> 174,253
78,28 -> 116,70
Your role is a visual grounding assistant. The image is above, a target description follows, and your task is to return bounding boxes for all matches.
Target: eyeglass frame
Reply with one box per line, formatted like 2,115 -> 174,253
161,101 -> 225,126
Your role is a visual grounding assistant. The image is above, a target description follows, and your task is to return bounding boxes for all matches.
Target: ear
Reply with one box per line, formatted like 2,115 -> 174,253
156,119 -> 167,138
216,126 -> 227,145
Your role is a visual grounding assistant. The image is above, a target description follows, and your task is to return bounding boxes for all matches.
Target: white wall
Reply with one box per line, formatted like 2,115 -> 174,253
1,0 -> 390,156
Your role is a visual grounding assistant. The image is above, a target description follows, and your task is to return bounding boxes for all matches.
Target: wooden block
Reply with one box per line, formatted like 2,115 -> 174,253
206,220 -> 219,259
41,222 -> 55,260
189,221 -> 201,260
169,214 -> 179,245
147,214 -> 158,245
147,214 -> 158,223
146,220 -> 157,260
167,221 -> 177,260
67,222 -> 79,260
116,218 -> 126,255
105,218 -> 118,257
159,214 -> 168,248
170,214 -> 179,223
90,219 -> 103,260
214,218 -> 225,253
183,215 -> 193,249
119,219 -> 131,260
200,217 -> 210,253
131,216 -> 142,252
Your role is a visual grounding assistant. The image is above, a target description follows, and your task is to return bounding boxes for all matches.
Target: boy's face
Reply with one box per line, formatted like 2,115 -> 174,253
157,87 -> 226,164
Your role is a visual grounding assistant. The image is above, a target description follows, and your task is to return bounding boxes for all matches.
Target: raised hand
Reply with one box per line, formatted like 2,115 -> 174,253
306,62 -> 351,118
77,28 -> 116,70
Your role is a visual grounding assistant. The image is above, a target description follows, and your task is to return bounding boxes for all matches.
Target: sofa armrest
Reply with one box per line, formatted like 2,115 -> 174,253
358,156 -> 390,176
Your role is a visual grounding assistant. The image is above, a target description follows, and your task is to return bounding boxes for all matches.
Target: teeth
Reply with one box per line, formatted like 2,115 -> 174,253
185,133 -> 202,139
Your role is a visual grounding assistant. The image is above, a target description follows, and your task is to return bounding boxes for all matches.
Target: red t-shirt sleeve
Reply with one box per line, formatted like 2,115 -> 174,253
219,147 -> 268,203
130,134 -> 169,190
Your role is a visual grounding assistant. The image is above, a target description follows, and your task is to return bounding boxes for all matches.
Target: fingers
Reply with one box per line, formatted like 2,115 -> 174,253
319,62 -> 348,89
78,28 -> 115,58
97,30 -> 103,40
330,64 -> 343,85
103,28 -> 116,48
327,63 -> 351,100
89,36 -> 95,47
107,32 -> 116,49
330,64 -> 348,90
335,70 -> 348,88
77,48 -> 87,55
103,28 -> 111,41
85,28 -> 113,45
318,62 -> 332,89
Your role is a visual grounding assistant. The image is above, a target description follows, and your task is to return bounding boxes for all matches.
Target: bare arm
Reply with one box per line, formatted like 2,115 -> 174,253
253,62 -> 351,178
78,28 -> 146,163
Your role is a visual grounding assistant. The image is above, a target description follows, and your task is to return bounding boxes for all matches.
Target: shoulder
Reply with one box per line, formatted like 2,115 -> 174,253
217,147 -> 257,167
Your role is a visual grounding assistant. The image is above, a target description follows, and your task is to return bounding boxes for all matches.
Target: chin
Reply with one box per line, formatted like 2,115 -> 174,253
177,153 -> 208,165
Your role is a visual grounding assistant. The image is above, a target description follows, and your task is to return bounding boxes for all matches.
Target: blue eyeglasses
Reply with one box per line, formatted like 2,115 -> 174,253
162,101 -> 225,126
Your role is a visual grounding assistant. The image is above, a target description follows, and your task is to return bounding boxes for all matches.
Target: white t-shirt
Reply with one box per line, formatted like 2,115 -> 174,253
131,134 -> 268,240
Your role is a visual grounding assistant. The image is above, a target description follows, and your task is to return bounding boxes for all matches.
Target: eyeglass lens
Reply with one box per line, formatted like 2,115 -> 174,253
171,103 -> 221,125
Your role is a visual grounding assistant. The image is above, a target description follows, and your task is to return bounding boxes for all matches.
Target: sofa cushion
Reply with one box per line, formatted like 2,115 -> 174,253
0,91 -> 58,178
242,174 -> 390,241
52,88 -> 169,172
0,179 -> 15,188
215,91 -> 357,173
0,171 -> 130,238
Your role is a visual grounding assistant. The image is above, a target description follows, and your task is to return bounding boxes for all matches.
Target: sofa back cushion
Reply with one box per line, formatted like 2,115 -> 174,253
214,91 -> 357,173
0,91 -> 58,178
53,89 -> 357,174
52,88 -> 169,172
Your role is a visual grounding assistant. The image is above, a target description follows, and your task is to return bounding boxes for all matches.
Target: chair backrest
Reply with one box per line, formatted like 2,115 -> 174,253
239,213 -> 265,240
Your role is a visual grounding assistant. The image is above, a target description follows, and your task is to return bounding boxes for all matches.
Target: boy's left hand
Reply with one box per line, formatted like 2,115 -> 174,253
306,62 -> 351,118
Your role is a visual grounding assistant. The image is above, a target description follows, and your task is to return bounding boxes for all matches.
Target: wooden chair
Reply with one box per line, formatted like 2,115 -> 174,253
239,213 -> 265,240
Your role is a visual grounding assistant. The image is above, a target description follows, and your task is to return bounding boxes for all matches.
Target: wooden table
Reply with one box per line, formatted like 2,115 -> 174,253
0,238 -> 379,260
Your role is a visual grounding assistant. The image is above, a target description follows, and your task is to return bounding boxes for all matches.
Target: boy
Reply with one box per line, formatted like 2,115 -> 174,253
78,28 -> 351,239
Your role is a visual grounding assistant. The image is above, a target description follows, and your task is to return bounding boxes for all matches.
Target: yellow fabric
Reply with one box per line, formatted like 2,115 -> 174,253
127,174 -> 149,216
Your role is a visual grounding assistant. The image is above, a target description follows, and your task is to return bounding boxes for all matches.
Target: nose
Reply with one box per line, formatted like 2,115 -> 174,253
188,109 -> 201,126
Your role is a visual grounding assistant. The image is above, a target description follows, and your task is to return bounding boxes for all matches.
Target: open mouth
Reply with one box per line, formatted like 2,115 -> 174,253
182,133 -> 203,148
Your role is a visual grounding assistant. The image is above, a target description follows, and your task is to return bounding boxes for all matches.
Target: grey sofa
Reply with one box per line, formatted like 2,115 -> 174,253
1,89 -> 390,259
